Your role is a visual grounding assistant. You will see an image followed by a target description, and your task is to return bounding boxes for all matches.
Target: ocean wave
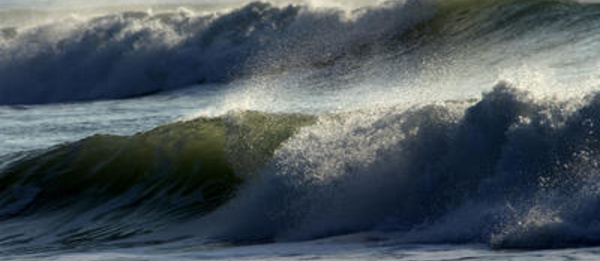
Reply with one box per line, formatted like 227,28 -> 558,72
2,0 -> 596,105
4,82 -> 600,249
0,0 -> 434,105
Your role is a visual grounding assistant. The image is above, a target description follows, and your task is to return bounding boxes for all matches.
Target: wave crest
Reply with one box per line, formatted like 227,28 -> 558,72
197,82 -> 600,249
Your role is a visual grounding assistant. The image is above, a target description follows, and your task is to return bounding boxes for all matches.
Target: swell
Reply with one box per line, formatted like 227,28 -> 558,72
2,0 -> 598,105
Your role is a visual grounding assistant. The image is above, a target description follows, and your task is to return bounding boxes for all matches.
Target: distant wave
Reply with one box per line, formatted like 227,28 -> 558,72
5,83 -> 600,249
0,0 -> 433,105
2,0 -> 597,105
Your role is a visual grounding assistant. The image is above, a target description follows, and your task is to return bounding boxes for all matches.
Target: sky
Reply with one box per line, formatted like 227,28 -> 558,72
0,0 -> 243,9
0,0 -> 596,11
0,0 -> 383,10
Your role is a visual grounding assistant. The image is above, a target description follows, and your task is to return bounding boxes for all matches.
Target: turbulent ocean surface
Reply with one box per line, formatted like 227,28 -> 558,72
2,0 -> 600,260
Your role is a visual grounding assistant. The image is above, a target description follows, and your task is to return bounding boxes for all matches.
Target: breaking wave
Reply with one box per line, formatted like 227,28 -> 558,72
5,83 -> 600,250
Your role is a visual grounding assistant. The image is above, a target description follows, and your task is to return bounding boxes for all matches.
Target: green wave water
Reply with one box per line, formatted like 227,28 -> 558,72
0,111 -> 315,247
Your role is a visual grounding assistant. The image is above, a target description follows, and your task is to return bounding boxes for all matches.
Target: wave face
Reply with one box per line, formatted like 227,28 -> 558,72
2,0 -> 599,105
0,111 -> 315,250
